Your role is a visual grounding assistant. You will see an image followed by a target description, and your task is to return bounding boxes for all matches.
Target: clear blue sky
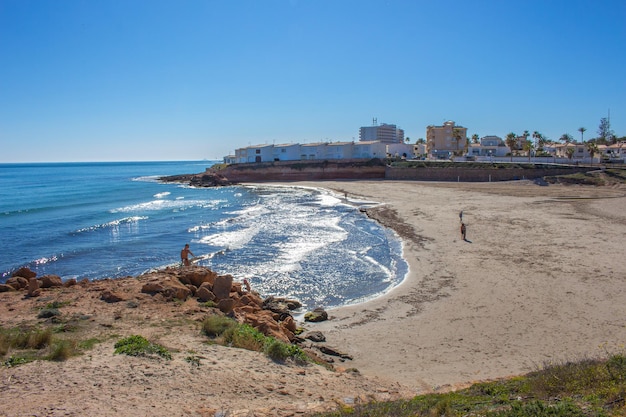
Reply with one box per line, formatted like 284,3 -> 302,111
1,0 -> 624,162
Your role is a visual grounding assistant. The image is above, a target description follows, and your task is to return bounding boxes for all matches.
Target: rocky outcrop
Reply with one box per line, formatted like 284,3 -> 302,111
2,264 -> 345,362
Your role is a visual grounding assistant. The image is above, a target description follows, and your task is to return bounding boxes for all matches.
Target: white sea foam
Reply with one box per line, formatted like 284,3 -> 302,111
110,198 -> 221,213
153,191 -> 171,199
34,256 -> 58,265
198,223 -> 262,250
76,216 -> 148,233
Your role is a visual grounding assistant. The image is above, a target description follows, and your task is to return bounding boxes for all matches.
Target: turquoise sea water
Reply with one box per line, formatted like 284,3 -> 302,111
0,161 -> 407,310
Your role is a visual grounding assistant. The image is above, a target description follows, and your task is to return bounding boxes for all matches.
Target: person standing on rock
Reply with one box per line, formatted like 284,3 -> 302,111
180,244 -> 195,266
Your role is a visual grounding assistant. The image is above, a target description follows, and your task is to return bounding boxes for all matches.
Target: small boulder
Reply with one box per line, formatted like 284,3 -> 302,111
212,275 -> 233,300
217,298 -> 235,314
101,290 -> 126,303
12,267 -> 36,279
39,275 -> 63,288
196,286 -> 215,302
0,284 -> 15,292
5,276 -> 28,290
27,278 -> 41,297
304,307 -> 328,323
304,331 -> 326,342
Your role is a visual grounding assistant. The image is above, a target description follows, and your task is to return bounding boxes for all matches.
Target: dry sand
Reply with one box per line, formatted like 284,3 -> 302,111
2,180 -> 626,416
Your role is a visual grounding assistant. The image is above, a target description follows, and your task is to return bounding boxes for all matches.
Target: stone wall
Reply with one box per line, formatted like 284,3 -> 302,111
218,160 -> 386,182
385,165 -> 597,182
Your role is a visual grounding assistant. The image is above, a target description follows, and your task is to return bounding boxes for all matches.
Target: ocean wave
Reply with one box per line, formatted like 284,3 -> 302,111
153,191 -> 171,199
110,198 -> 222,213
75,216 -> 148,233
198,223 -> 262,250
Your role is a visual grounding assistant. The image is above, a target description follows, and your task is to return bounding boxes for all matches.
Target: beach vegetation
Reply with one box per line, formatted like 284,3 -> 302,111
201,315 -> 307,363
1,325 -> 83,366
113,335 -> 172,360
311,353 -> 626,416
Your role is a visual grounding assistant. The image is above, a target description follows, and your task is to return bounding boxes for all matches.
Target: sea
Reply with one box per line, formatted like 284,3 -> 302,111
0,161 -> 408,311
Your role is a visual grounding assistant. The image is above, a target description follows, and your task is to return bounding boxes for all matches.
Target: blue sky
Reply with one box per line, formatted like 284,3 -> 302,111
1,0 -> 624,162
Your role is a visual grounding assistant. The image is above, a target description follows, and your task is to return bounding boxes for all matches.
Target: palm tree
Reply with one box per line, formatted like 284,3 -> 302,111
578,127 -> 587,143
523,140 -> 534,162
452,128 -> 464,155
566,147 -> 575,162
505,132 -> 517,162
471,134 -> 479,144
586,141 -> 599,166
560,133 -> 573,144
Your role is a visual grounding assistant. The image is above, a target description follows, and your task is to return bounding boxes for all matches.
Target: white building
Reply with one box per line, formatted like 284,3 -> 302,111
359,123 -> 405,143
231,141 -> 386,164
467,135 -> 509,157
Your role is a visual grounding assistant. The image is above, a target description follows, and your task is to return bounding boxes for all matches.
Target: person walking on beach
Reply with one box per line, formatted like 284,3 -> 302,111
459,210 -> 463,222
460,222 -> 467,241
180,244 -> 195,266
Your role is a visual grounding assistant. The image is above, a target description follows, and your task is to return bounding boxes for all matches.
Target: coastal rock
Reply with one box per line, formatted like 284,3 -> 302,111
27,278 -> 41,297
178,267 -> 217,288
141,276 -> 191,301
318,345 -> 353,360
263,296 -> 302,315
213,275 -> 233,300
304,307 -> 328,323
11,267 -> 36,279
238,293 -> 264,307
100,290 -> 126,303
304,331 -> 326,343
64,278 -> 77,287
39,275 -> 63,288
217,298 -> 235,314
0,284 -> 16,292
5,276 -> 28,290
196,286 -> 215,302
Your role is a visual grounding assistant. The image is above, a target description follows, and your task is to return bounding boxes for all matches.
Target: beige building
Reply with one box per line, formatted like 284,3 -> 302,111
426,121 -> 468,157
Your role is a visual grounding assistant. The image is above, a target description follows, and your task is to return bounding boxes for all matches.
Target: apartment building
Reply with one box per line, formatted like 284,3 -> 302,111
359,123 -> 405,143
426,121 -> 468,157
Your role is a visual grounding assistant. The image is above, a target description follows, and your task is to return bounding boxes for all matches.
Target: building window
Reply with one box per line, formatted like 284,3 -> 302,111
256,149 -> 261,154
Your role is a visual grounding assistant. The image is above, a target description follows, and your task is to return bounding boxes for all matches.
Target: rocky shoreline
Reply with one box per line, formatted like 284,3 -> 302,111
1,264 -> 415,416
1,265 -> 354,363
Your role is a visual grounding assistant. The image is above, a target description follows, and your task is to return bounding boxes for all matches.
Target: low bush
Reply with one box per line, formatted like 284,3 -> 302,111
114,335 -> 171,360
201,315 -> 307,363
201,315 -> 237,337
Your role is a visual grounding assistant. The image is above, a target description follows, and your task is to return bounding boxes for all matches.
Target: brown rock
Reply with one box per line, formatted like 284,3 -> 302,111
217,298 -> 235,314
282,315 -> 297,333
27,278 -> 41,297
5,276 -> 28,290
0,284 -> 16,292
12,267 -> 36,279
196,286 -> 215,302
39,275 -> 63,288
213,275 -> 233,300
178,267 -> 217,287
101,290 -> 126,303
141,281 -> 165,294
63,278 -> 77,287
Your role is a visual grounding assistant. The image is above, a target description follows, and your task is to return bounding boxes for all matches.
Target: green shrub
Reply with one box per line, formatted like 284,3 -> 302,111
222,323 -> 265,351
264,339 -> 307,363
201,315 -> 237,337
47,339 -> 77,361
114,335 -> 171,360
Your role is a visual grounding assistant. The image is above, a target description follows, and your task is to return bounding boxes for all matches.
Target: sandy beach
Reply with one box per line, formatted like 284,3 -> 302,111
2,179 -> 626,416
304,179 -> 626,392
